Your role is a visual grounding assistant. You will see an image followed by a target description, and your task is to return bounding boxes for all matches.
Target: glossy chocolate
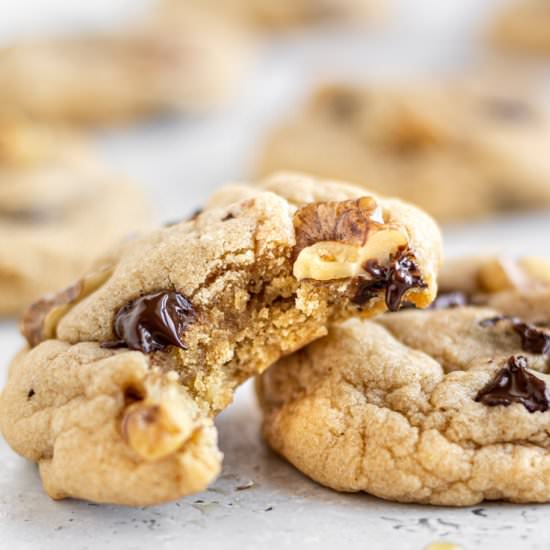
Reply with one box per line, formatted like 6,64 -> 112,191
479,316 -> 550,355
353,249 -> 426,312
103,291 -> 196,353
475,356 -> 549,413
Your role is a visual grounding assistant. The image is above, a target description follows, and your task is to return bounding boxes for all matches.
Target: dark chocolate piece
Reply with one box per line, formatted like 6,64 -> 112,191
102,291 -> 196,353
326,90 -> 362,121
483,97 -> 534,122
475,356 -> 549,413
352,249 -> 427,312
430,291 -> 470,310
27,389 -> 35,400
479,316 -> 550,354
513,322 -> 550,355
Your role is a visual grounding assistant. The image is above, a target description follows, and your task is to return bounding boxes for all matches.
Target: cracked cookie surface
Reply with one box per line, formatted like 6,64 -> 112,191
0,174 -> 441,506
0,114 -> 151,315
256,81 -> 550,221
258,256 -> 550,506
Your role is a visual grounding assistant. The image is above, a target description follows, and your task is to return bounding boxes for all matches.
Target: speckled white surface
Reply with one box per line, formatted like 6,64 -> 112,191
2,1 -> 550,549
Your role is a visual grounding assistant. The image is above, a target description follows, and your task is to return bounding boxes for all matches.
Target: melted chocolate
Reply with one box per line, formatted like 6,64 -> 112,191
513,322 -> 550,355
327,91 -> 362,121
475,356 -> 549,413
430,291 -> 470,310
102,291 -> 196,353
352,249 -> 427,312
484,97 -> 534,122
479,316 -> 550,354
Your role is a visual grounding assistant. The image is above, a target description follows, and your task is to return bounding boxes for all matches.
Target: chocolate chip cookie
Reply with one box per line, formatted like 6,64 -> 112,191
0,114 -> 151,314
0,174 -> 442,506
491,0 -> 550,56
258,256 -> 550,506
159,0 -> 382,31
0,7 -> 250,125
256,82 -> 550,222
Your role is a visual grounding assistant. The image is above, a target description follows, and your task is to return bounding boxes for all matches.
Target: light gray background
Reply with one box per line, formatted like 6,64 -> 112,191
1,1 -> 550,548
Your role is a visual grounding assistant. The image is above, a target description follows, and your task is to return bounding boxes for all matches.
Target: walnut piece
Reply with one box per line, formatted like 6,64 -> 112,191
121,392 -> 195,462
20,266 -> 113,347
292,198 -> 409,282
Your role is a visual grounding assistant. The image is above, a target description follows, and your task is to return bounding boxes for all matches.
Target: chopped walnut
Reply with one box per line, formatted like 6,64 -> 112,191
20,266 -> 113,347
292,197 -> 410,283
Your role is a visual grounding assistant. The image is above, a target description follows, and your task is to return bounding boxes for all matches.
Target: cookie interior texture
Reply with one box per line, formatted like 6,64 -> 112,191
255,81 -> 550,222
258,256 -> 550,506
0,174 -> 441,506
0,115 -> 151,315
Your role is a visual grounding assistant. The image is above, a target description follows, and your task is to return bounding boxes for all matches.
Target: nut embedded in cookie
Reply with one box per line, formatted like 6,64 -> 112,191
0,174 -> 442,506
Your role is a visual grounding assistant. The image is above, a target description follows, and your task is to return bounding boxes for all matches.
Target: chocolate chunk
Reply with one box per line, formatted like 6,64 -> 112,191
513,322 -> 550,355
475,356 -> 549,413
27,389 -> 35,400
326,90 -> 362,121
483,97 -> 534,122
479,316 -> 550,354
102,291 -> 196,353
352,248 -> 427,312
430,291 -> 470,310
2,208 -> 56,225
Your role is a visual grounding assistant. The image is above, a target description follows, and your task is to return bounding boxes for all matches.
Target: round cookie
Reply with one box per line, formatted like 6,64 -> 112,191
0,114 -> 151,315
0,7 -> 251,125
258,256 -> 550,506
256,81 -> 550,222
0,174 -> 442,506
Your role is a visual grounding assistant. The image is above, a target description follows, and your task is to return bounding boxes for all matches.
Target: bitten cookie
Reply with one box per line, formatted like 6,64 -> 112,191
159,0 -> 382,31
0,174 -> 442,506
0,114 -> 151,315
256,81 -> 550,221
0,7 -> 251,125
491,0 -> 550,56
258,256 -> 550,506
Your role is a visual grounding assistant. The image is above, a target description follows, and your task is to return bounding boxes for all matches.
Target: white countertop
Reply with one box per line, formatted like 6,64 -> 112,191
2,1 -> 550,548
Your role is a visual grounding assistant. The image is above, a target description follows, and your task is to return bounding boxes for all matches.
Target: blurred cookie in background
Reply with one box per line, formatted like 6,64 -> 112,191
0,113 -> 151,315
159,0 -> 383,31
491,0 -> 550,57
0,6 -> 253,126
256,80 -> 550,222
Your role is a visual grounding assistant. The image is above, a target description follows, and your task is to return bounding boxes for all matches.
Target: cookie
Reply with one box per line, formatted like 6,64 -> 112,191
0,114 -> 151,315
159,0 -> 382,31
256,82 -> 550,222
0,8 -> 251,125
258,256 -> 550,506
0,174 -> 442,506
491,0 -> 550,56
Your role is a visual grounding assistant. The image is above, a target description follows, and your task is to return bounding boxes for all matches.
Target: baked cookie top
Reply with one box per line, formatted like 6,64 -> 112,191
0,174 -> 441,506
0,7 -> 251,125
491,0 -> 550,56
256,81 -> 550,221
259,256 -> 550,506
0,114 -> 151,315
